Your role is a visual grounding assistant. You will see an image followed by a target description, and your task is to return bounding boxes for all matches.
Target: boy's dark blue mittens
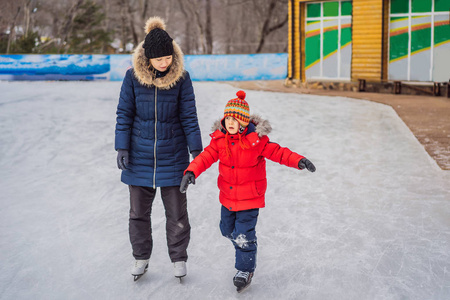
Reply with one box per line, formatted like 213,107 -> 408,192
117,149 -> 129,170
191,150 -> 201,160
180,171 -> 196,193
298,158 -> 316,172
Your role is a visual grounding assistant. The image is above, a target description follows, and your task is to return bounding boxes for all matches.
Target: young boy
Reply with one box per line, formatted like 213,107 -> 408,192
179,90 -> 316,292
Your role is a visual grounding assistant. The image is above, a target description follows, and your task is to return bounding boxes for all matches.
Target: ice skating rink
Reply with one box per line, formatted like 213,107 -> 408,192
0,81 -> 449,300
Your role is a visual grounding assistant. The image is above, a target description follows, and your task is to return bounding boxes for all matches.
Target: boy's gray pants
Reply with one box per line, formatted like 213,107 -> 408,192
128,185 -> 190,262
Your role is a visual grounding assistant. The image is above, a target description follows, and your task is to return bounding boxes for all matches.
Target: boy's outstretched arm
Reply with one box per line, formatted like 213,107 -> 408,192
298,158 -> 316,172
261,138 -> 316,172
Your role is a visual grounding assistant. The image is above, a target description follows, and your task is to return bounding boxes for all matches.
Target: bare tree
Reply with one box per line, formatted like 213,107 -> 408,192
177,0 -> 193,54
253,0 -> 288,53
101,0 -> 111,37
189,0 -> 207,54
179,0 -> 213,54
0,0 -> 289,55
6,6 -> 21,54
126,1 -> 139,45
58,0 -> 84,53
216,0 -> 287,54
204,0 -> 212,54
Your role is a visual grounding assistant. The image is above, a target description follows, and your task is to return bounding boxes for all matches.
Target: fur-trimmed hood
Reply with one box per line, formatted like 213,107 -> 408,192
211,114 -> 272,137
132,17 -> 184,90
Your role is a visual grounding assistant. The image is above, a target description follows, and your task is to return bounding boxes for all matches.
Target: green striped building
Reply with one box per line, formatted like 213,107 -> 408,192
288,0 -> 449,83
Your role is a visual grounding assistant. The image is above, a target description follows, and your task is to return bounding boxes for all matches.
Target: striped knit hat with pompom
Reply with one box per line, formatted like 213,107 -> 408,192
224,90 -> 250,127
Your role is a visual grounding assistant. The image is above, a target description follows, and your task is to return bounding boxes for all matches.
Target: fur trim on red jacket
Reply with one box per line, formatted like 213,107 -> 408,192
211,114 -> 272,137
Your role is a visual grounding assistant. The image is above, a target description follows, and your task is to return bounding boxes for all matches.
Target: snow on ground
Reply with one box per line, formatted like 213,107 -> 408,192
0,81 -> 449,300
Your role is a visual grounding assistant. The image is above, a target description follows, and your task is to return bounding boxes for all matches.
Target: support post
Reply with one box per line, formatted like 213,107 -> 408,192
433,82 -> 441,96
358,79 -> 366,92
394,81 -> 402,95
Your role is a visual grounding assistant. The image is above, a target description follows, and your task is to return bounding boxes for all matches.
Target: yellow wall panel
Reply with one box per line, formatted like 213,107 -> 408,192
288,0 -> 301,81
288,0 -> 293,78
352,0 -> 384,81
294,0 -> 301,80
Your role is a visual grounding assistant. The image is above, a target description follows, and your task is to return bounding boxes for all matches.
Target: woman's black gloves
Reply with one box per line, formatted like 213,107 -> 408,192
117,149 -> 129,170
180,171 -> 195,193
298,158 -> 316,172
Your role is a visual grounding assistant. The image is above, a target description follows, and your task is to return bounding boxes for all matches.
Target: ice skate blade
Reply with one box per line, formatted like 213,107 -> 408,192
133,269 -> 148,281
236,283 -> 251,293
175,275 -> 185,283
133,274 -> 143,281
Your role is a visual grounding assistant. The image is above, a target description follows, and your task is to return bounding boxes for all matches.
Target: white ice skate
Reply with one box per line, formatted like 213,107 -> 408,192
173,261 -> 187,282
131,259 -> 149,281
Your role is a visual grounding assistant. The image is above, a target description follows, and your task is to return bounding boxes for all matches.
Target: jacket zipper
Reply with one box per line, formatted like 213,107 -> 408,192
153,87 -> 158,188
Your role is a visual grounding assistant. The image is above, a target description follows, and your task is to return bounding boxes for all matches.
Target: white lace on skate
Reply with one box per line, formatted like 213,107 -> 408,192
235,271 -> 250,280
135,260 -> 147,267
234,271 -> 253,291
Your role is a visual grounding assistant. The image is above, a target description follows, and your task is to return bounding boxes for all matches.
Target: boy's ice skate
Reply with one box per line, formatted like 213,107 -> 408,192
233,271 -> 253,293
173,261 -> 187,282
131,259 -> 149,281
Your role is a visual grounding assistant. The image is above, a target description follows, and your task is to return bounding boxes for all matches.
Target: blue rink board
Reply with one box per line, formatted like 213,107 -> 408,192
0,53 -> 287,81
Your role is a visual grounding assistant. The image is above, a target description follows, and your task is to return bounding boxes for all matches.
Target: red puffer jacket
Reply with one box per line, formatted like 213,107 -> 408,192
185,115 -> 304,211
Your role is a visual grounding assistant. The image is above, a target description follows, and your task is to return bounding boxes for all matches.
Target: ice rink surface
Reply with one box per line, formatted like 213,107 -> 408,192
0,81 -> 449,300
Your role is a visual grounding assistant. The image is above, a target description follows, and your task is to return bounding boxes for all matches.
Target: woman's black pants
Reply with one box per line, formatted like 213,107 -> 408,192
128,185 -> 190,262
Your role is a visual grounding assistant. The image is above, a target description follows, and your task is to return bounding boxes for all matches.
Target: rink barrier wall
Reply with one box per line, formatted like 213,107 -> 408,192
0,53 -> 288,81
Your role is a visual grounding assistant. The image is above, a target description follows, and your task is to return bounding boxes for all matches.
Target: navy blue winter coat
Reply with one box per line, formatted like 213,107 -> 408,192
115,37 -> 202,188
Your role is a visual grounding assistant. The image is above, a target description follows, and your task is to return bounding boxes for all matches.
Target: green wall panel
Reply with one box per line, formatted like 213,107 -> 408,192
435,0 -> 450,12
323,29 -> 339,57
390,16 -> 406,22
307,3 -> 321,18
341,1 -> 352,16
434,21 -> 450,45
412,0 -> 431,13
305,35 -> 321,68
411,27 -> 431,54
323,2 -> 339,17
391,0 -> 409,14
341,27 -> 352,46
390,34 -> 409,61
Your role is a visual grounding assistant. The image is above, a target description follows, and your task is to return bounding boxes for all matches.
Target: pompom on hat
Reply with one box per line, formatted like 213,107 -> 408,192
224,90 -> 250,127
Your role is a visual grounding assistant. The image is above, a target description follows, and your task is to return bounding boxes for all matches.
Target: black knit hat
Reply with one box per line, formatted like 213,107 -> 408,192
143,28 -> 174,59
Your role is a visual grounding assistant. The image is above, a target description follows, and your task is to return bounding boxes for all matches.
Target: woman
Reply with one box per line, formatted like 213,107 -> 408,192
115,16 -> 202,281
